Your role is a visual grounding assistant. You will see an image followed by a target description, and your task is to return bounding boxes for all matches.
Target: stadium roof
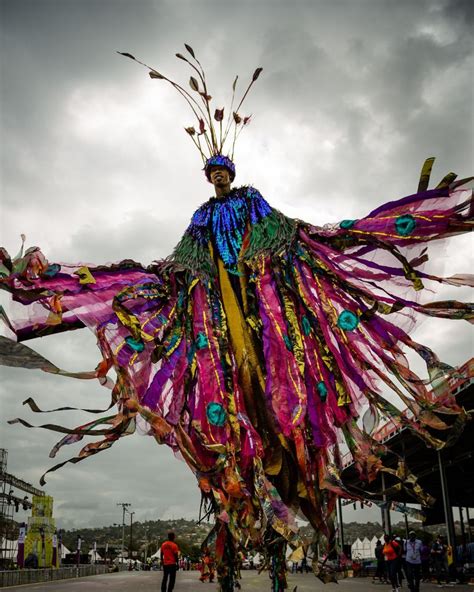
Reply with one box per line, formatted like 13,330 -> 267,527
341,358 -> 473,523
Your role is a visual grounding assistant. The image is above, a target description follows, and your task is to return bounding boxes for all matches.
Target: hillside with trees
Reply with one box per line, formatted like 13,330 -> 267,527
60,518 -> 212,561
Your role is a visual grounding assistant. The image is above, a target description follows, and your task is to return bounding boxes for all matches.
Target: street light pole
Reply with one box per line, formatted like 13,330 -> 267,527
117,502 -> 131,565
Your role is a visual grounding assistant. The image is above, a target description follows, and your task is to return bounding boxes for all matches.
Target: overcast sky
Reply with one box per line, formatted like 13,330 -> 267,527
1,0 -> 472,532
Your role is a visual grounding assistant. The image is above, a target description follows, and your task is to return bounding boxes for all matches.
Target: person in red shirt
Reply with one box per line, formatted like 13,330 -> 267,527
160,532 -> 180,592
383,534 -> 401,592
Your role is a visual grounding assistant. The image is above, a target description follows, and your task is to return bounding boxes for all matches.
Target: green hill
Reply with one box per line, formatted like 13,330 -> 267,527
59,518 -> 212,561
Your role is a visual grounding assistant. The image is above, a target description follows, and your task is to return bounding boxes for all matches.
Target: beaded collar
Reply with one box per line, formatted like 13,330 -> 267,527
188,186 -> 272,270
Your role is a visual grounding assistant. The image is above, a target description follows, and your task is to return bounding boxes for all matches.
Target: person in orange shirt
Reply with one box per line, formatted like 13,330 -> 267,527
160,532 -> 180,592
383,534 -> 401,592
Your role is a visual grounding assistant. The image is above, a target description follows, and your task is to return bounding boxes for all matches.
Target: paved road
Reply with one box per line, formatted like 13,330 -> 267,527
5,571 -> 470,591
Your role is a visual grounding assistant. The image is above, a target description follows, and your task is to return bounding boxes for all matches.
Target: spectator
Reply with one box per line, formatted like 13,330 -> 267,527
431,535 -> 447,584
383,534 -> 401,592
395,536 -> 405,587
405,531 -> 422,592
420,540 -> 430,582
374,540 -> 387,583
160,532 -> 179,592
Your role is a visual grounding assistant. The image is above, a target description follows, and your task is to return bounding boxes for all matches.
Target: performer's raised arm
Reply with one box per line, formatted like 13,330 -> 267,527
0,242 -> 159,341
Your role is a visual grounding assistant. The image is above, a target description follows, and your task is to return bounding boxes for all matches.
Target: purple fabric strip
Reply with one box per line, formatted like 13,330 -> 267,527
367,187 -> 449,217
142,339 -> 184,411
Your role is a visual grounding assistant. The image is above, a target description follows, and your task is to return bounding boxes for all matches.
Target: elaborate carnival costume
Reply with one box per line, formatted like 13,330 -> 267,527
1,46 -> 472,590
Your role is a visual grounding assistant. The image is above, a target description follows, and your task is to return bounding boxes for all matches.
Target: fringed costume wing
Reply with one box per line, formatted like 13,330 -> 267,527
1,161 -> 473,553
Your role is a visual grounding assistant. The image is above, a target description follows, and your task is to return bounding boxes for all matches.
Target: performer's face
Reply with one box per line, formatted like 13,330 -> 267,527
209,166 -> 231,188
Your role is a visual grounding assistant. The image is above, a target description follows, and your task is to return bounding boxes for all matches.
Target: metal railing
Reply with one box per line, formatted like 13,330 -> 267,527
0,565 -> 109,588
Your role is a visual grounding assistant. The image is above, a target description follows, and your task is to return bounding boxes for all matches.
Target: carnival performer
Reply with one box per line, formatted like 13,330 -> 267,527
0,45 -> 472,591
199,546 -> 215,583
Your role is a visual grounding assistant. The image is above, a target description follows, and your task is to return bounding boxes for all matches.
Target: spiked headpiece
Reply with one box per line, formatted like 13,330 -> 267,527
118,44 -> 262,181
204,155 -> 236,182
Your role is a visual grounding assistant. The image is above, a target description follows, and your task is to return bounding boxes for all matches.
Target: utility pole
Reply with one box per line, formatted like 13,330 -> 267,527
129,511 -> 135,562
117,502 -> 131,565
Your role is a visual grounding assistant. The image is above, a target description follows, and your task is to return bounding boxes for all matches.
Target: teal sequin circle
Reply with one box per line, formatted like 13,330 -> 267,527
301,316 -> 312,336
340,219 -> 357,230
206,402 -> 227,427
395,214 -> 416,236
125,336 -> 145,352
317,381 -> 328,401
43,263 -> 61,277
195,332 -> 208,350
337,310 -> 359,331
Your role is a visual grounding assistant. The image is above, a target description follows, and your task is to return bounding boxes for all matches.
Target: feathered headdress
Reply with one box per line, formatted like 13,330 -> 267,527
118,44 -> 263,169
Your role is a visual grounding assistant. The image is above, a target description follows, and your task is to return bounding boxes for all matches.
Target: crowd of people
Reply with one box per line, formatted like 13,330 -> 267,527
154,527 -> 470,592
373,533 -> 458,592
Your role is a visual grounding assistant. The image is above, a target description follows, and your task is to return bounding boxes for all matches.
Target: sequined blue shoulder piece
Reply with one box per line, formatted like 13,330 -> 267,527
185,186 -> 273,270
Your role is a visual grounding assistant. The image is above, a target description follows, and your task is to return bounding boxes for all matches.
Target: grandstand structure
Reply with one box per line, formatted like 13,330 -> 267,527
341,358 -> 474,548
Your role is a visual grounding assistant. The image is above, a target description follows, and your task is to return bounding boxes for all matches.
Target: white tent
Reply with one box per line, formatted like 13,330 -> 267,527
1,538 -> 70,563
351,537 -> 362,558
351,537 -> 371,559
114,556 -> 143,564
0,538 -> 18,560
351,536 -> 383,559
88,549 -> 103,561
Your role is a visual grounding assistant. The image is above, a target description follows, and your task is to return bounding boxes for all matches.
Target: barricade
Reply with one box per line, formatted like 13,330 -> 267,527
0,564 -> 108,587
